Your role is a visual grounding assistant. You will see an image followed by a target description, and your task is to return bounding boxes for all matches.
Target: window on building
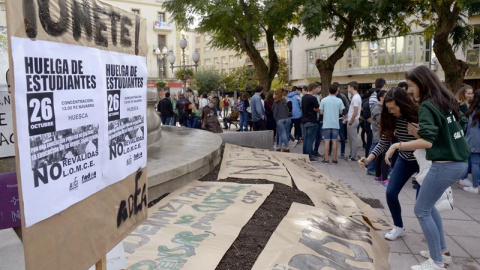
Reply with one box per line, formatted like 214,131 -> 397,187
229,55 -> 234,62
158,35 -> 166,49
237,55 -> 242,61
213,57 -> 218,65
473,25 -> 480,47
204,47 -> 210,53
131,9 -> 140,15
157,35 -> 167,78
221,56 -> 226,63
395,36 -> 405,65
205,35 -> 212,42
195,36 -> 200,43
158,12 -> 165,22
205,59 -> 211,66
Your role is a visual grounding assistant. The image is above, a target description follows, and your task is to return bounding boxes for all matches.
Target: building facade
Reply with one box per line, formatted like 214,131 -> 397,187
291,15 -> 480,91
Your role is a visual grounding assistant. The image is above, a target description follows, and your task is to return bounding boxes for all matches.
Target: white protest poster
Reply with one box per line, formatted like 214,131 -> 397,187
0,91 -> 15,158
102,52 -> 147,185
11,38 -> 104,227
0,28 -> 14,158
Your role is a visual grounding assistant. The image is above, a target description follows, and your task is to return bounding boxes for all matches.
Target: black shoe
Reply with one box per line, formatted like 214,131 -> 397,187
310,157 -> 319,162
332,160 -> 338,164
322,159 -> 329,164
348,156 -> 357,161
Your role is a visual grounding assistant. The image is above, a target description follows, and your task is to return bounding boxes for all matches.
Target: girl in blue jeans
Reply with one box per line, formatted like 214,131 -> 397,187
463,89 -> 480,194
359,88 -> 419,242
388,66 -> 469,270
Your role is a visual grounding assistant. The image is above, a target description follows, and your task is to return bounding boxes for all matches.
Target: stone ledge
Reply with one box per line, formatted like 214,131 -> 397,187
219,130 -> 274,150
146,126 -> 223,202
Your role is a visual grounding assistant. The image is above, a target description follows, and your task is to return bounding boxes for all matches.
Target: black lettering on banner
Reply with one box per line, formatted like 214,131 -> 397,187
117,169 -> 147,227
38,0 -> 69,37
23,0 -> 37,38
27,92 -> 56,136
135,15 -> 140,55
107,90 -> 121,121
93,3 -> 108,47
109,11 -> 121,46
72,0 -> 92,42
120,16 -> 132,47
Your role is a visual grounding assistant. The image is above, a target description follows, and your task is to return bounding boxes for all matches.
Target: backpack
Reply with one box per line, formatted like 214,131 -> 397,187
237,100 -> 245,112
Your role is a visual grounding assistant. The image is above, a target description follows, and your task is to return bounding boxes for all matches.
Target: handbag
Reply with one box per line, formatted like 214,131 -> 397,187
435,186 -> 454,212
414,149 -> 454,212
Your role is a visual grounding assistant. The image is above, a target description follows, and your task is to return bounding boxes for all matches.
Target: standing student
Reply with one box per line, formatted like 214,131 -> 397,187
301,83 -> 320,161
346,81 -> 362,161
358,88 -> 419,241
320,84 -> 345,164
462,89 -> 480,194
396,66 -> 469,270
273,88 -> 291,152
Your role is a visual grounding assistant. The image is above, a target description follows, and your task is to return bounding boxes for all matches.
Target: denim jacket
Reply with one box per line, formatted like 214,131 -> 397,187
466,112 -> 480,153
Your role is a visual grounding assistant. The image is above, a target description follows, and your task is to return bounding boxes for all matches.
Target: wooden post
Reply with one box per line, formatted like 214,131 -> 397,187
95,256 -> 107,270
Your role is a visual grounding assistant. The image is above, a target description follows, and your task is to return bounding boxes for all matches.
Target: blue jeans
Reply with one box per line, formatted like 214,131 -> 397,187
367,142 -> 376,172
313,122 -> 323,156
170,115 -> 177,126
276,118 -> 291,148
461,155 -> 472,179
338,119 -> 346,155
161,116 -> 171,125
302,122 -> 318,159
239,111 -> 249,131
471,153 -> 480,188
386,156 -> 419,228
415,162 -> 467,264
187,117 -> 200,128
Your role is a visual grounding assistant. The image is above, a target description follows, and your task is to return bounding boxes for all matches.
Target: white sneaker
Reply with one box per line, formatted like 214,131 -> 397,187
458,178 -> 473,187
385,226 -> 405,241
419,250 -> 452,265
463,186 -> 479,194
410,258 -> 446,270
292,140 -> 298,148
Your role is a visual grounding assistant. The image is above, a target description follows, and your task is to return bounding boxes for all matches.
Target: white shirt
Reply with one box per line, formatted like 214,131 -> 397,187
199,98 -> 209,109
348,93 -> 361,121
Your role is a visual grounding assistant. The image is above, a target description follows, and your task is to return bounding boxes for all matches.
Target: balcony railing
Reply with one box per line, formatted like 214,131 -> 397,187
154,21 -> 173,31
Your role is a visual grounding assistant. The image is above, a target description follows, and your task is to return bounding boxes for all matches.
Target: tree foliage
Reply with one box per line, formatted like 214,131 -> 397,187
380,0 -> 480,92
223,66 -> 257,91
162,0 -> 303,91
192,67 -> 222,95
298,0 -> 409,96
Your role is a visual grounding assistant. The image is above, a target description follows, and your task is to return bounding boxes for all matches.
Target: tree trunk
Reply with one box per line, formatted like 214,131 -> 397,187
316,59 -> 335,97
432,1 -> 469,93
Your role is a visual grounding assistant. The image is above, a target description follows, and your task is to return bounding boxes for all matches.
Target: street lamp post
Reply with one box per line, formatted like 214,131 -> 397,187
155,46 -> 169,80
167,35 -> 200,93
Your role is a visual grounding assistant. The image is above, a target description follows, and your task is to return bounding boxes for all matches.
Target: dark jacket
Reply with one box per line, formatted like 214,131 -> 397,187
157,98 -> 174,117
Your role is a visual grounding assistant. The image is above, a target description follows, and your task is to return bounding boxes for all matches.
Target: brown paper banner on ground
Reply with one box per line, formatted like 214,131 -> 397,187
272,153 -> 391,230
252,203 -> 390,270
218,144 -> 292,186
124,181 -> 274,270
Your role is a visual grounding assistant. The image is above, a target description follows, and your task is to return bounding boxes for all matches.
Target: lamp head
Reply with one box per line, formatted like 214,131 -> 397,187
179,36 -> 188,50
167,51 -> 176,65
192,51 -> 200,64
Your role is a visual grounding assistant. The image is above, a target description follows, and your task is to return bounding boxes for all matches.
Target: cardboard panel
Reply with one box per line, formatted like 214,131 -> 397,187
218,143 -> 292,187
124,181 -> 274,270
252,203 -> 391,270
273,152 -> 392,230
5,0 -> 148,269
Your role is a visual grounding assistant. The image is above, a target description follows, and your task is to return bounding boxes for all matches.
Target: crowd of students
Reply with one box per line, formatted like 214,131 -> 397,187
155,68 -> 478,270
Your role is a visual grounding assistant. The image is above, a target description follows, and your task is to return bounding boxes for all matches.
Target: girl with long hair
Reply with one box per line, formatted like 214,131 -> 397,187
272,88 -> 292,152
456,84 -> 474,114
396,65 -> 469,270
358,87 -> 419,241
462,89 -> 480,194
